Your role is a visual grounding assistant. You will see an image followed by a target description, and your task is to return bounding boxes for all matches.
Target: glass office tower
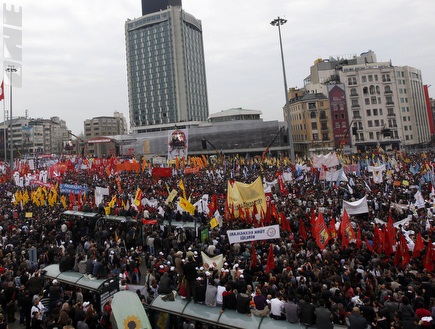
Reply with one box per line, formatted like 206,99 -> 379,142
126,2 -> 209,132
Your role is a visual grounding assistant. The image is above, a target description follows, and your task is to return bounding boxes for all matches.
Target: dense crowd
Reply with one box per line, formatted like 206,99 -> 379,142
0,151 -> 435,329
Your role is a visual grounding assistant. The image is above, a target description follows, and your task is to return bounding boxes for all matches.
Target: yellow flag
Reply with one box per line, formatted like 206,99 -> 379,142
60,195 -> 67,209
134,188 -> 142,207
178,179 -> 186,199
108,195 -> 117,208
210,217 -> 218,229
104,206 -> 111,215
179,197 -> 196,215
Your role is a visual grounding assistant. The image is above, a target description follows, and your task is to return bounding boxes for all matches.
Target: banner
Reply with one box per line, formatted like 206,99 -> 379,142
201,252 -> 224,272
167,128 -> 188,161
227,224 -> 280,244
59,184 -> 88,195
111,291 -> 152,329
165,189 -> 178,204
227,177 -> 267,219
342,196 -> 369,215
312,152 -> 339,168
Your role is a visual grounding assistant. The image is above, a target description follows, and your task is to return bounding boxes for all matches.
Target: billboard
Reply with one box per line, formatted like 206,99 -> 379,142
327,84 -> 351,148
167,128 -> 188,160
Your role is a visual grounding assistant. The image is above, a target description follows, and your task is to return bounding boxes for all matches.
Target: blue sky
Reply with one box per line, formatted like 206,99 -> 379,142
3,0 -> 435,135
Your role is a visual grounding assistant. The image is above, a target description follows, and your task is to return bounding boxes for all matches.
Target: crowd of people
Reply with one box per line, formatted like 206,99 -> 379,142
0,151 -> 435,329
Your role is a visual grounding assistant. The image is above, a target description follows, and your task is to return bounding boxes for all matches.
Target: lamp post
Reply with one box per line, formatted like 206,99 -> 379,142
6,65 -> 17,169
270,17 -> 295,163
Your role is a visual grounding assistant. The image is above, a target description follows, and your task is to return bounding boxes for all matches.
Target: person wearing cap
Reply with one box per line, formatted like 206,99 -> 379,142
174,251 -> 184,280
194,277 -> 206,304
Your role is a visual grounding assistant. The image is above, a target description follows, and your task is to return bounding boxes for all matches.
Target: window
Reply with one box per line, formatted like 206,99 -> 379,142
335,122 -> 340,128
368,121 -> 373,127
369,132 -> 374,139
369,85 -> 375,94
313,133 -> 318,140
362,76 -> 367,83
365,98 -> 370,105
342,122 -> 346,128
371,96 -> 377,104
374,120 -> 379,127
366,109 -> 372,116
368,75 -> 373,82
310,111 -> 316,119
311,122 -> 317,129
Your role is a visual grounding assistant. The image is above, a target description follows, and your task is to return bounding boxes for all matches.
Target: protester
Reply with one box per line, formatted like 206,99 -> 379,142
1,150 -> 435,328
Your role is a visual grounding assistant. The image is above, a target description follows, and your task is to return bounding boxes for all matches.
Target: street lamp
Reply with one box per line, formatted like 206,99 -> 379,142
6,65 -> 17,169
270,17 -> 295,163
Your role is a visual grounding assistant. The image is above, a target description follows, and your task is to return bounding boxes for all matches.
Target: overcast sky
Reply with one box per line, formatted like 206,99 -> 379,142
2,0 -> 435,135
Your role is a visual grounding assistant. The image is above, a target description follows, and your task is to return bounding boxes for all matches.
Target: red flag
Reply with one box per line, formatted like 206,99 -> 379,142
393,244 -> 402,266
252,202 -> 259,223
329,218 -> 337,239
412,232 -> 425,258
365,237 -> 373,253
387,212 -> 396,246
77,190 -> 83,206
372,224 -> 382,254
383,225 -> 393,257
400,233 -> 410,268
340,209 -> 355,248
250,242 -> 258,269
0,80 -> 4,102
238,206 -> 245,221
356,225 -> 362,249
299,218 -> 307,241
314,212 -> 330,250
280,213 -> 291,232
310,208 -> 317,228
265,244 -> 275,274
424,239 -> 434,272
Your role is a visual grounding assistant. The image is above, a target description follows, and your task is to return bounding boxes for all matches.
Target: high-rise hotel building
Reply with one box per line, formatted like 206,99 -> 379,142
125,0 -> 209,133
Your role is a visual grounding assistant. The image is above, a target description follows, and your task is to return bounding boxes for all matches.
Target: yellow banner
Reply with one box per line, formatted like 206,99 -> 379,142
166,189 -> 178,204
227,177 -> 266,218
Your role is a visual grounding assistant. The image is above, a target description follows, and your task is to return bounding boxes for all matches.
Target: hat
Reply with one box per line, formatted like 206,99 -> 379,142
52,279 -> 58,284
175,251 -> 183,257
199,267 -> 204,271
205,271 -> 211,276
83,301 -> 90,308
240,274 -> 244,279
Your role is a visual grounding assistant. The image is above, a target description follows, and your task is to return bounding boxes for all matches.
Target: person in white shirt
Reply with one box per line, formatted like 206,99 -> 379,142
269,292 -> 285,320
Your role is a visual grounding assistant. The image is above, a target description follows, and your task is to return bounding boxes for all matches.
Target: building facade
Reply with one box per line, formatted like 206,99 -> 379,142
0,116 -> 69,159
302,50 -> 431,153
116,108 -> 288,159
84,112 -> 127,156
125,2 -> 209,133
285,88 -> 335,157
